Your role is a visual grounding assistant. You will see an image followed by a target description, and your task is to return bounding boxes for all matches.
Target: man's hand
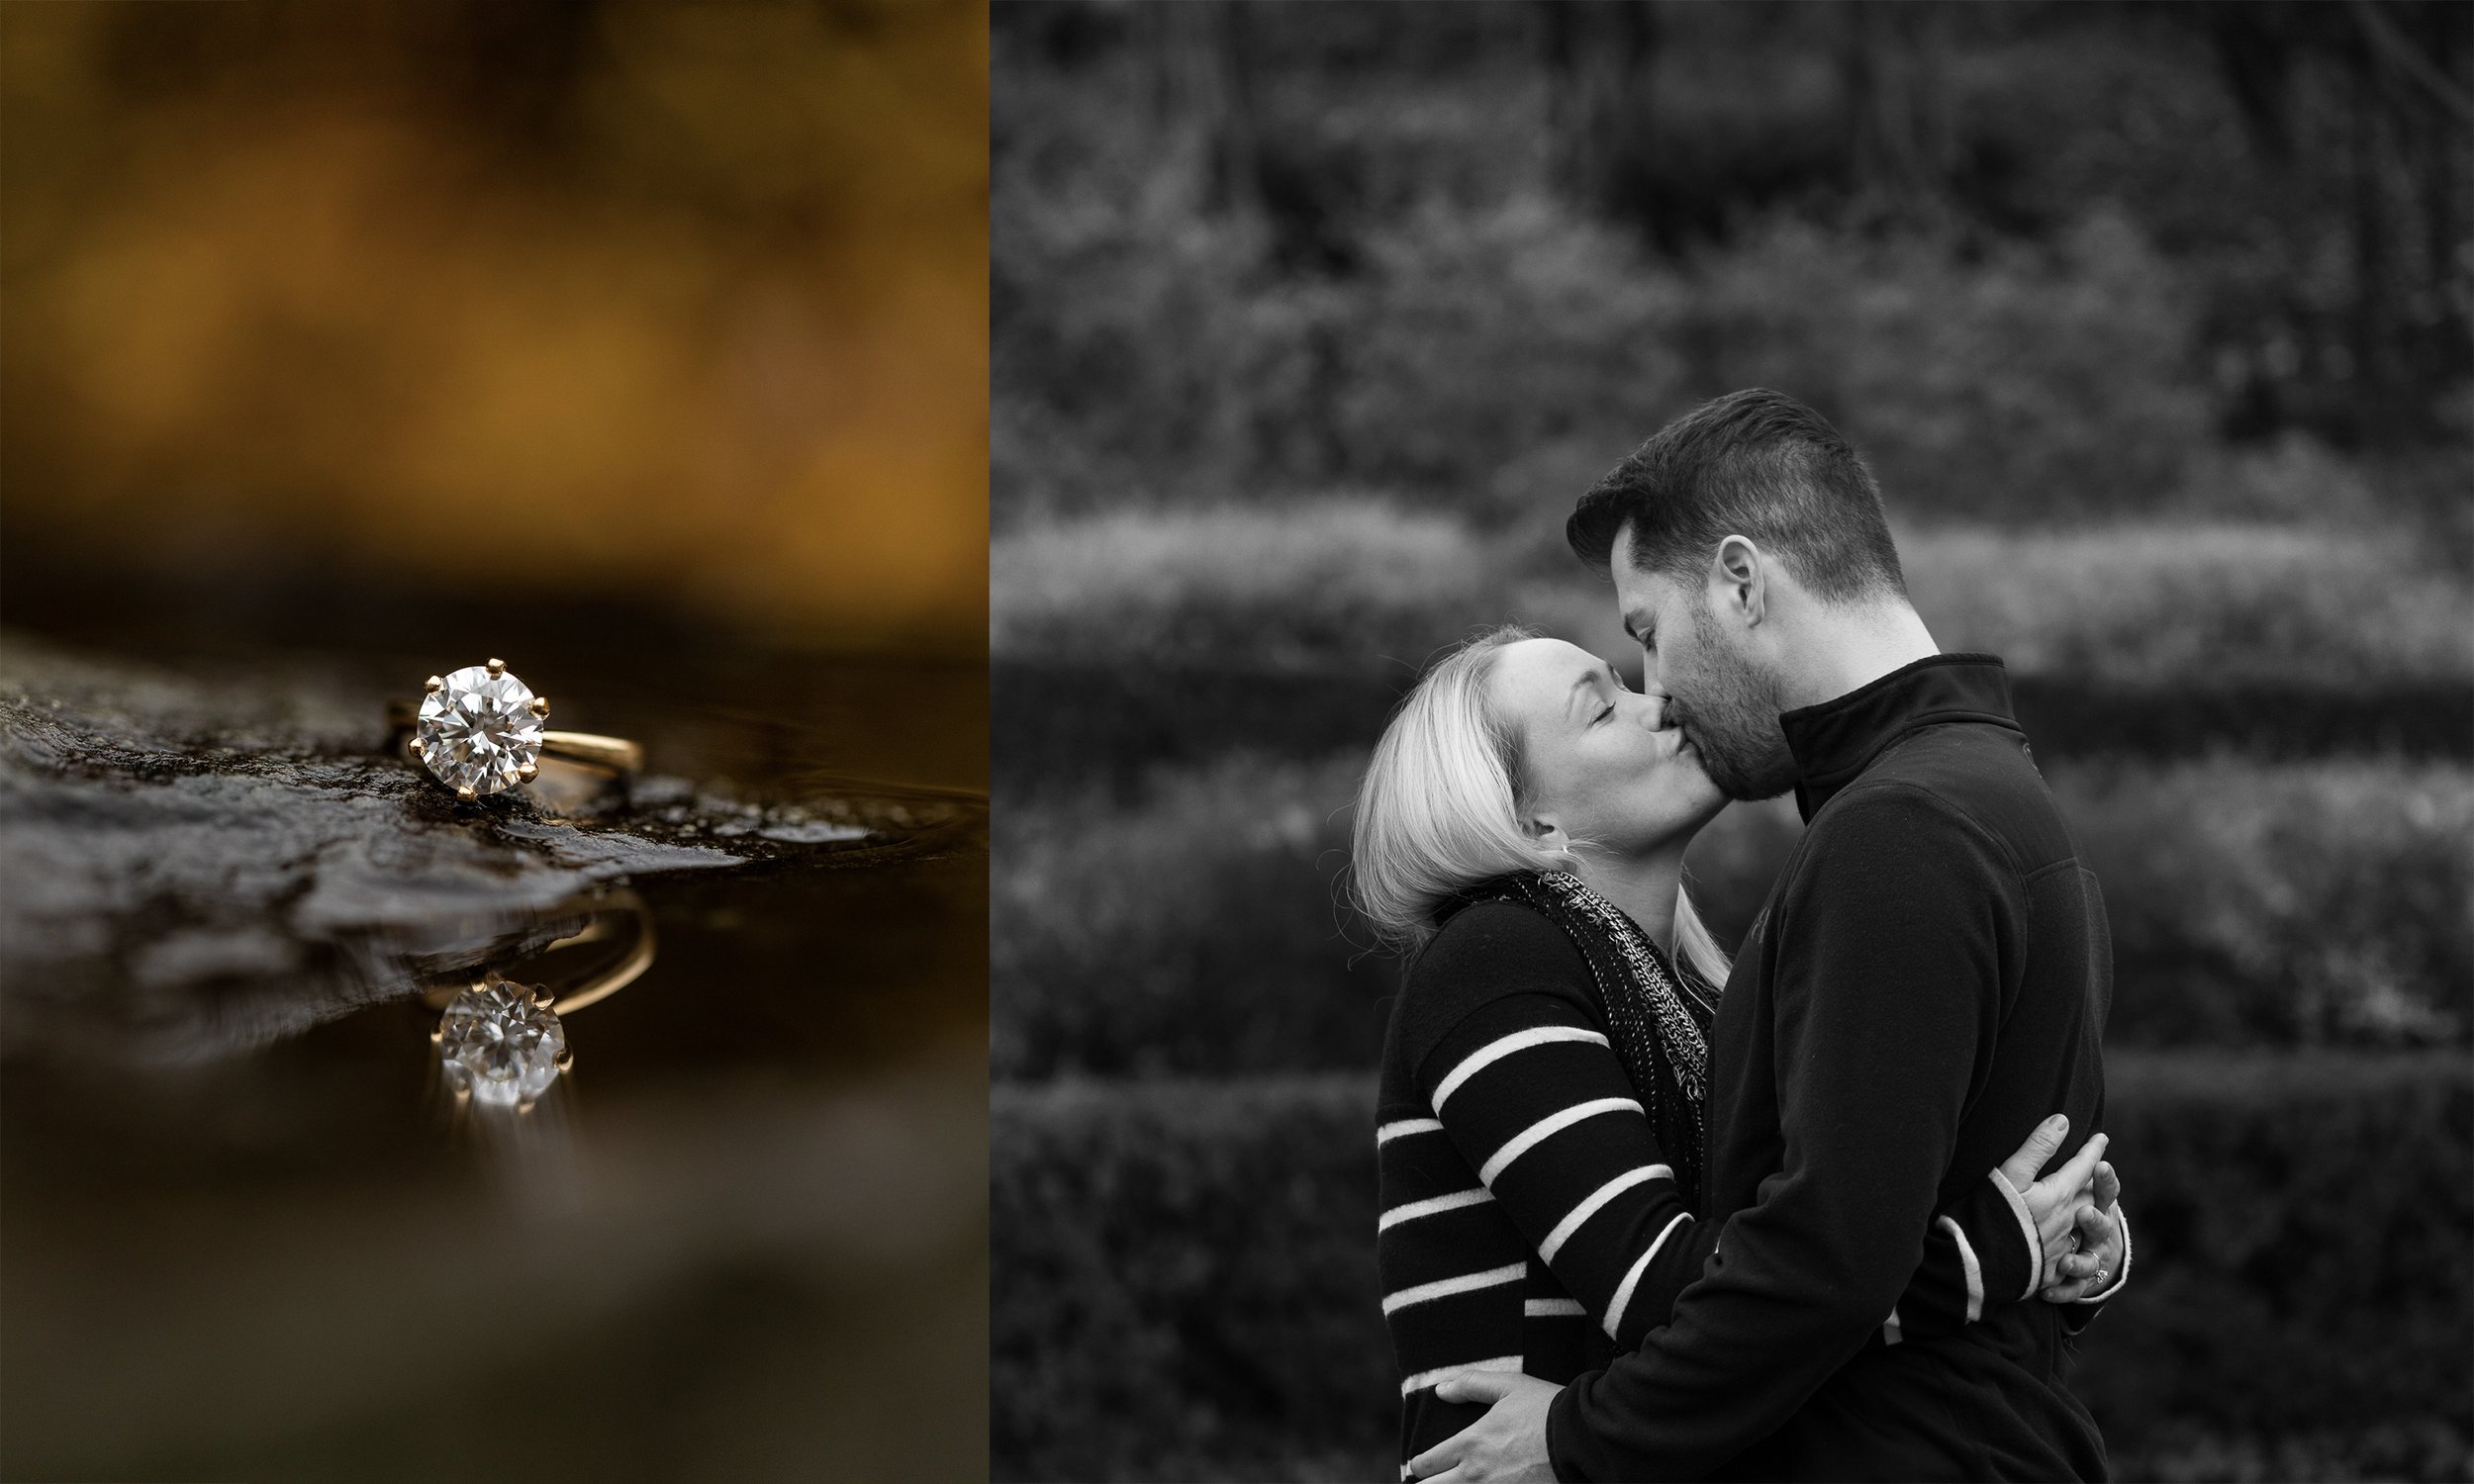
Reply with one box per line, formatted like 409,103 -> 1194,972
1407,1370 -> 1563,1483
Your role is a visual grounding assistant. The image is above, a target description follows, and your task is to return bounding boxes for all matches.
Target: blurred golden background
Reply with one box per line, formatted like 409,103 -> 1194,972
3,0 -> 987,652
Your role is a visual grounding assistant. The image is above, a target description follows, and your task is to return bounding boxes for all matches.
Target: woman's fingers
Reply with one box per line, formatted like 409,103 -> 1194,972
2034,1131 -> 2108,1205
2042,1202 -> 2124,1300
2093,1159 -> 2121,1211
2039,1188 -> 2095,1239
1996,1114 -> 2069,1190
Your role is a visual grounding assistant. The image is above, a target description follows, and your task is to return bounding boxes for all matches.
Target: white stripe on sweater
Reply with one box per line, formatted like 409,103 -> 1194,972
1377,1117 -> 1445,1147
1882,1306 -> 1904,1346
1938,1214 -> 1985,1322
1379,1187 -> 1494,1232
1381,1261 -> 1527,1316
1431,1026 -> 1611,1112
1476,1097 -> 1643,1185
1398,1353 -> 1523,1397
1600,1210 -> 1691,1339
1537,1163 -> 1671,1262
1524,1297 -> 1585,1318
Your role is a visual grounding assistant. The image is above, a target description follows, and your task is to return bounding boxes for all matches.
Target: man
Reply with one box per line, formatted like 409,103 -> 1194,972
1411,389 -> 2126,1481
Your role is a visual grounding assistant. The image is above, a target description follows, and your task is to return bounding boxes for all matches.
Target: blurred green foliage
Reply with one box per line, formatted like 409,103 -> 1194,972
991,1056 -> 2473,1483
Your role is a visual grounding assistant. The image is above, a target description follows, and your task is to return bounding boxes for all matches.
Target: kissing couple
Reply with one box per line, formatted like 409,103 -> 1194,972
1353,390 -> 2130,1481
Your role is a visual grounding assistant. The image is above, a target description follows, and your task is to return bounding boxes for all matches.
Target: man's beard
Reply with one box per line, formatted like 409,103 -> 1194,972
1670,603 -> 1799,802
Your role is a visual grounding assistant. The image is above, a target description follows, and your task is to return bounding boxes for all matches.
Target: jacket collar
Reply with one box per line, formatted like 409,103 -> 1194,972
1779,653 -> 2018,822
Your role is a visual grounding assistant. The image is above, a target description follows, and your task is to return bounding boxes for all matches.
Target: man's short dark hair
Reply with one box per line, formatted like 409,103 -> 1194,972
1568,389 -> 1905,602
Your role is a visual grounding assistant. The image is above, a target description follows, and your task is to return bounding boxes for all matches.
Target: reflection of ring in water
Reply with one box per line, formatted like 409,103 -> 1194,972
423,889 -> 656,1108
433,975 -> 571,1105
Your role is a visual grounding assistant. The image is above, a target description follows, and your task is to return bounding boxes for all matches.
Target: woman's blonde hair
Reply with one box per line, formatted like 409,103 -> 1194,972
1349,624 -> 1732,984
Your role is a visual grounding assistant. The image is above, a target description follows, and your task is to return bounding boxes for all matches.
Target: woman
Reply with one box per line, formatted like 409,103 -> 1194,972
1352,626 -> 2126,1477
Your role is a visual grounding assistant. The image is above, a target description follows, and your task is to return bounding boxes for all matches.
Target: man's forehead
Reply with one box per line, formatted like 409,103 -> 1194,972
1607,537 -> 1682,634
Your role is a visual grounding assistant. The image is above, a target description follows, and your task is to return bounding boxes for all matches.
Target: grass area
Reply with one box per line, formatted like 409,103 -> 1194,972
992,754 -> 2472,1076
993,500 -> 2474,690
991,1055 -> 2472,1484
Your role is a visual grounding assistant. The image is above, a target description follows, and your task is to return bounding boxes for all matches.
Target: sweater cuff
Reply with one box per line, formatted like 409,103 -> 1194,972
1545,1370 -> 1596,1482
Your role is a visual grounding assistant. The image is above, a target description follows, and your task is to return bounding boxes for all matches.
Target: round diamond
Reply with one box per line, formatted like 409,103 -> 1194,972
417,665 -> 543,796
436,979 -> 567,1104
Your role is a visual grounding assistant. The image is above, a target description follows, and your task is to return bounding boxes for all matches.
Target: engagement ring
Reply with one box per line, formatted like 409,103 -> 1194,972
387,659 -> 643,800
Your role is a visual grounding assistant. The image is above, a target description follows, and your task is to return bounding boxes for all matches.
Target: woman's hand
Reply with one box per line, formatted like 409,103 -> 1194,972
1995,1115 -> 2110,1288
2043,1159 -> 2125,1302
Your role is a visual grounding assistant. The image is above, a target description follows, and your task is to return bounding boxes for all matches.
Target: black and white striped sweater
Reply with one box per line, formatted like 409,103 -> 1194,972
1378,898 -> 2053,1475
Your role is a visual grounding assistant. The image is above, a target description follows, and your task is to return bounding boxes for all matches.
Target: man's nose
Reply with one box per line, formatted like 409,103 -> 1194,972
1642,691 -> 1673,730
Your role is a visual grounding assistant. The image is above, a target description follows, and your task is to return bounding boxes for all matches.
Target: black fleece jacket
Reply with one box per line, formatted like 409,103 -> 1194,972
1546,654 -> 2114,1482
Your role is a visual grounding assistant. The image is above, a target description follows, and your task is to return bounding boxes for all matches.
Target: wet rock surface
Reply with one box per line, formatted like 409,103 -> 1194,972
0,634 -> 984,1065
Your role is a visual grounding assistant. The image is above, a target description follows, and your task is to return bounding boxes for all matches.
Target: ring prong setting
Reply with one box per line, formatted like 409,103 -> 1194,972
486,658 -> 506,677
529,696 -> 549,717
425,675 -> 444,695
456,784 -> 476,801
518,763 -> 538,784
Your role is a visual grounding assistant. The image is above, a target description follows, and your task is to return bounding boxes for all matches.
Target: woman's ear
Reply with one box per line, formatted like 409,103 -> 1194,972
1525,815 -> 1572,855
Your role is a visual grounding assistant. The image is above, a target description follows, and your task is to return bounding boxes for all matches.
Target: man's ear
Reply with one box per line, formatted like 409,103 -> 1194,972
1709,535 -> 1767,628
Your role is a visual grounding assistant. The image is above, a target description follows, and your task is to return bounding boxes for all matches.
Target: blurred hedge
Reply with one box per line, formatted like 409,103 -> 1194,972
993,503 -> 2474,690
992,756 -> 2474,1078
992,755 -> 1392,1079
2060,761 -> 2474,1048
990,1054 -> 2472,1483
991,1073 -> 1391,1484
